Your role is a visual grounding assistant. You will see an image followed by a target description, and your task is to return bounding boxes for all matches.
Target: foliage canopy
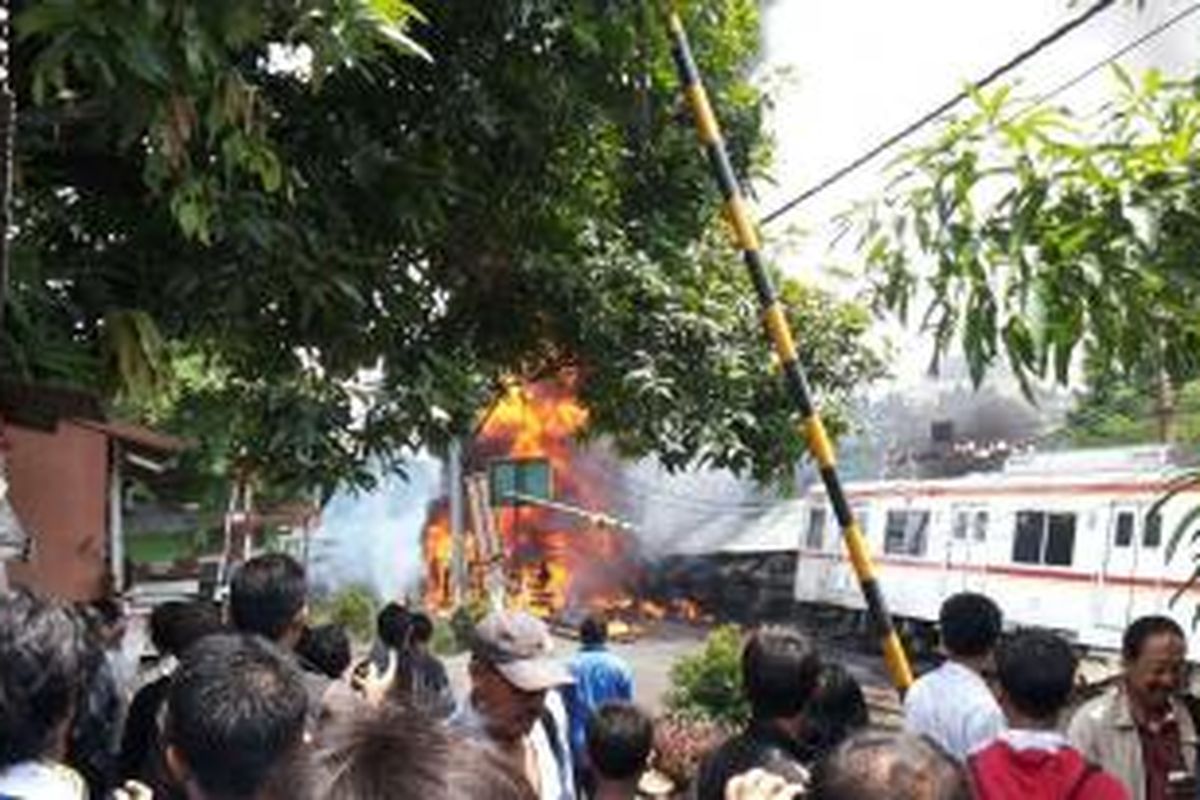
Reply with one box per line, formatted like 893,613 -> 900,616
4,0 -> 884,499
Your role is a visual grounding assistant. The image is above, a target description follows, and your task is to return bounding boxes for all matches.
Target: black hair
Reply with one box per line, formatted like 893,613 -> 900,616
742,627 -> 822,720
580,614 -> 607,647
995,629 -> 1077,721
167,633 -> 308,799
315,703 -> 536,800
410,612 -> 434,646
801,662 -> 870,761
68,607 -> 124,797
1122,615 -> 1185,662
0,590 -> 86,768
811,731 -> 971,800
298,624 -> 352,679
229,554 -> 307,641
586,702 -> 653,782
376,603 -> 411,650
91,597 -> 124,627
150,600 -> 223,657
939,592 -> 1002,658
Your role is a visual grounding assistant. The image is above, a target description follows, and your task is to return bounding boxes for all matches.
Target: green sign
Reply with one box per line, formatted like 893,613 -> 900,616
489,458 -> 552,505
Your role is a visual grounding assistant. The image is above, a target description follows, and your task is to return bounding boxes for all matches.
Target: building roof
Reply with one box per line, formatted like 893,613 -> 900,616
0,380 -> 188,454
73,419 -> 189,454
0,380 -> 103,431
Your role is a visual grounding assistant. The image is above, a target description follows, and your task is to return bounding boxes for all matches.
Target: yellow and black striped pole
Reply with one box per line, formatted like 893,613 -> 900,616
662,7 -> 914,693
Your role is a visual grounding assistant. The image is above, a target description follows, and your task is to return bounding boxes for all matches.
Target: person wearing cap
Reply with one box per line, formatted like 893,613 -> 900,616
452,609 -> 577,800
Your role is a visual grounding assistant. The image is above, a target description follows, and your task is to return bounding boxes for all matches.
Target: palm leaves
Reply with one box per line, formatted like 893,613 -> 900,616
1151,468 -> 1200,610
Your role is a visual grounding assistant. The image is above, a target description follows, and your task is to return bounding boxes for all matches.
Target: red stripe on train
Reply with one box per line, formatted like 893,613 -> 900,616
798,550 -> 1197,592
816,480 -> 1196,501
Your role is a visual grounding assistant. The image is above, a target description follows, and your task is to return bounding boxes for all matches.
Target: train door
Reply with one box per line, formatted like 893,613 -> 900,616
945,504 -> 989,593
1098,504 -> 1138,633
1132,505 -> 1167,619
795,503 -> 828,604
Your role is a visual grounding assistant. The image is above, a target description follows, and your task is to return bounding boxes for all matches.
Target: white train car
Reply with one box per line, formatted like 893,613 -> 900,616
795,445 -> 1200,654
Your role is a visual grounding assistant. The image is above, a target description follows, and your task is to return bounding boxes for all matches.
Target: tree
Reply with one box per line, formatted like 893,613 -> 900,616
1058,352 -> 1200,447
4,0 -> 884,499
850,69 -> 1200,400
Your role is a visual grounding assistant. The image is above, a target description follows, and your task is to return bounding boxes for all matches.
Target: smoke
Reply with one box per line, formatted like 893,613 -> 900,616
619,459 -> 800,559
308,453 -> 441,601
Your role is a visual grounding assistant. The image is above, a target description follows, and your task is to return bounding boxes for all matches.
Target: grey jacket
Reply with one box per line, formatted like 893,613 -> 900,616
1066,683 -> 1198,800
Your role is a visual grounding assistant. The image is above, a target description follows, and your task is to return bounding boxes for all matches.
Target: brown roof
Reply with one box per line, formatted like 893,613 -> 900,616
0,381 -> 188,453
72,419 -> 190,453
0,380 -> 104,431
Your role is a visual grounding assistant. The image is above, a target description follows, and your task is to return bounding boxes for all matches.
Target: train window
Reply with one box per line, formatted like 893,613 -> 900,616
1115,512 -> 1135,548
952,511 -> 969,540
1045,514 -> 1076,566
1013,511 -> 1076,566
1144,511 -> 1163,548
973,510 -> 989,542
884,509 -> 930,556
1013,512 -> 1044,564
806,507 -> 826,550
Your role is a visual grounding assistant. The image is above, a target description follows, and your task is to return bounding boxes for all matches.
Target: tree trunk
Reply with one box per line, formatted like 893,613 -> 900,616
1155,368 -> 1177,444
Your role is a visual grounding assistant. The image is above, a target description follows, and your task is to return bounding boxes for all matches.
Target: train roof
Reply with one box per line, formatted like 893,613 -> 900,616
810,444 -> 1199,500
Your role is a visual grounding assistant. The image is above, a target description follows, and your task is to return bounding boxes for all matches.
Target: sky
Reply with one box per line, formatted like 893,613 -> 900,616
754,0 -> 1200,388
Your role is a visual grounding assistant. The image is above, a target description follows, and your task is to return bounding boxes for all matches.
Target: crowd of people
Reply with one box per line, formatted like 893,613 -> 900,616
0,555 -> 1196,800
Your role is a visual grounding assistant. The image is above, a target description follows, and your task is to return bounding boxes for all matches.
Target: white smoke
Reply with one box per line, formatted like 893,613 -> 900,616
308,453 -> 442,601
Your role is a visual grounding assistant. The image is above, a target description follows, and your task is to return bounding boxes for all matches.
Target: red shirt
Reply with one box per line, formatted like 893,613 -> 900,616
1137,714 -> 1185,800
969,730 -> 1129,800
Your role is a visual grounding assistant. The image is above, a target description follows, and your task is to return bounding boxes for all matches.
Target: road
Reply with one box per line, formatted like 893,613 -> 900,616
444,620 -> 905,725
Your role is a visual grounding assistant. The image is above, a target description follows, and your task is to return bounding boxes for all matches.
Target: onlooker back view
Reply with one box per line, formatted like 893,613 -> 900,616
904,592 -> 1006,761
0,590 -> 89,800
968,629 -> 1128,800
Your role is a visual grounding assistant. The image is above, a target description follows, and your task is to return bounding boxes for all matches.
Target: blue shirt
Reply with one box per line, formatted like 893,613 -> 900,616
565,644 -> 635,765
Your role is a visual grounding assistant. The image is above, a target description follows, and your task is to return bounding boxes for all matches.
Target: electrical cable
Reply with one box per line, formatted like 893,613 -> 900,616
759,0 -> 1119,227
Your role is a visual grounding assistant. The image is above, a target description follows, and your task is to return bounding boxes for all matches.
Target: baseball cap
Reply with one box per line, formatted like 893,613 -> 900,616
471,609 -> 573,692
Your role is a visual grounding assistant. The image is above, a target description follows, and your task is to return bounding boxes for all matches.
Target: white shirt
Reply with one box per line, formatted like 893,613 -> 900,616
904,660 -> 1005,761
0,760 -> 87,800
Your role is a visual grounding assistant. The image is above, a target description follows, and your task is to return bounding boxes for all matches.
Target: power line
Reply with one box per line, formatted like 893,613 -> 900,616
1027,1 -> 1200,111
758,0 -> 1118,228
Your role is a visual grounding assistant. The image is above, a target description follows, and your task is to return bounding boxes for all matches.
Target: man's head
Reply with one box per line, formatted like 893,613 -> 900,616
166,633 -> 308,800
229,554 -> 307,647
150,600 -> 223,658
811,731 -> 971,800
410,612 -> 434,650
804,662 -> 870,758
742,627 -> 822,724
586,702 -> 653,785
467,609 -> 572,743
938,592 -> 1002,660
0,590 -> 86,769
994,629 -> 1076,726
1122,615 -> 1187,714
580,614 -> 607,647
298,624 -> 352,679
376,602 -> 411,651
315,703 -> 536,800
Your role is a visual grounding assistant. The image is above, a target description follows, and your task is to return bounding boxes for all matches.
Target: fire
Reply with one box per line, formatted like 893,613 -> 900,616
421,376 -> 637,620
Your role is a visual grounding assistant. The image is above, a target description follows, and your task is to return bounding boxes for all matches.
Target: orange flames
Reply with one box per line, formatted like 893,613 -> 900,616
422,378 -> 633,619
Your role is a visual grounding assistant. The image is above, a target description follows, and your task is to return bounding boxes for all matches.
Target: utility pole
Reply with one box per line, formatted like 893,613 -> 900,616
661,4 -> 913,693
448,438 -> 465,607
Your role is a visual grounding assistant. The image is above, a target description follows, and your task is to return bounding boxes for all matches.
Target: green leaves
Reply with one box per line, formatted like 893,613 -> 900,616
7,0 -> 861,502
15,0 -> 427,243
854,69 -> 1200,397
